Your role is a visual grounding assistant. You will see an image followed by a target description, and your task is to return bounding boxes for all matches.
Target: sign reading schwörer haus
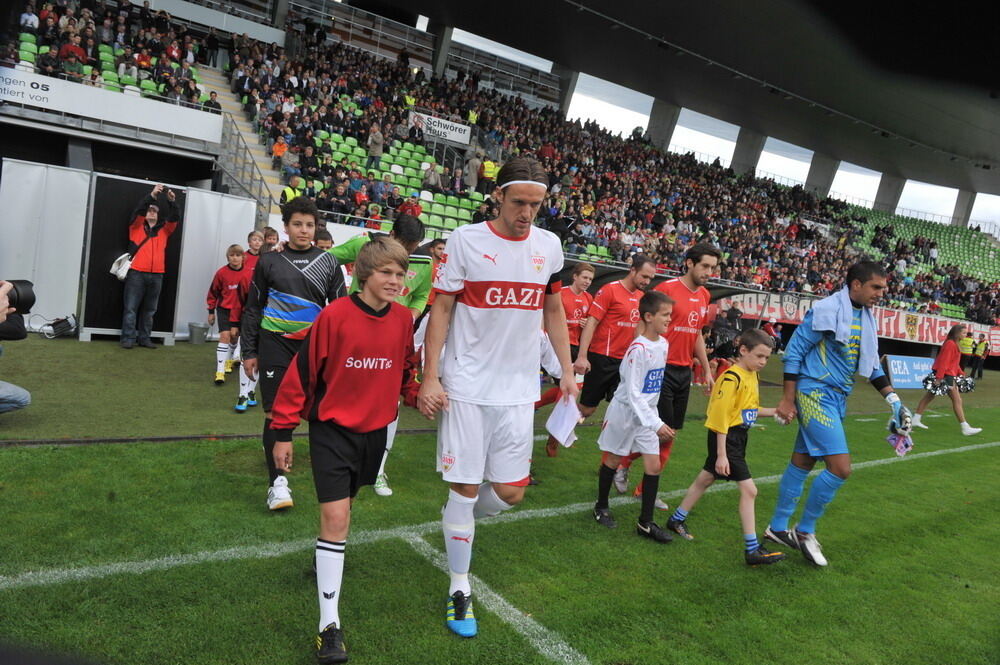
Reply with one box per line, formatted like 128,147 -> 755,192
0,69 -> 222,144
408,111 -> 471,146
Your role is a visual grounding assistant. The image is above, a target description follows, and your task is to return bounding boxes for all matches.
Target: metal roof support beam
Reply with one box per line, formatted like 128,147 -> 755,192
731,127 -> 765,175
951,189 -> 975,227
805,152 -> 840,198
874,173 -> 905,213
551,63 -> 579,118
646,99 -> 680,151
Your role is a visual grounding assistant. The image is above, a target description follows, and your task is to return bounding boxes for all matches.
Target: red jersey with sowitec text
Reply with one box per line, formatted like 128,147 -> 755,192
588,281 -> 641,359
269,296 -> 419,434
434,221 -> 564,405
561,287 -> 593,346
655,277 -> 710,367
206,264 -> 248,318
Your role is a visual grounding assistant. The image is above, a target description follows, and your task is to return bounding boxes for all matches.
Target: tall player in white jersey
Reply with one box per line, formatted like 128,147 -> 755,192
418,156 -> 578,639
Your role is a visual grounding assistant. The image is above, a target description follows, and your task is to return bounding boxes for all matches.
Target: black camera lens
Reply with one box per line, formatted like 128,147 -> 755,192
7,280 -> 35,314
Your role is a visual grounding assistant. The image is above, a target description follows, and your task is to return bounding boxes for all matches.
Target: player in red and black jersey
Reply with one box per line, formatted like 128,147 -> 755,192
270,237 -> 420,665
206,244 -> 247,386
574,256 -> 656,420
615,243 -> 721,503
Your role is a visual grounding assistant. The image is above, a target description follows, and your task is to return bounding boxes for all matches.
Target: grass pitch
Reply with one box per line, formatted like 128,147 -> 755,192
1,336 -> 998,664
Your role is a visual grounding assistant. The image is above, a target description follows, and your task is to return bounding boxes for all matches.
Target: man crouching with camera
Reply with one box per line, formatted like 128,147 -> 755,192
0,280 -> 30,416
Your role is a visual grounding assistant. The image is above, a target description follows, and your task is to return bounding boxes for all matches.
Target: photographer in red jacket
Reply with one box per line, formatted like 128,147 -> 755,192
120,184 -> 180,349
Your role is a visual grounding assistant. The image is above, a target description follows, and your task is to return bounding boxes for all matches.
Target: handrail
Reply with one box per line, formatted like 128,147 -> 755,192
217,112 -> 277,225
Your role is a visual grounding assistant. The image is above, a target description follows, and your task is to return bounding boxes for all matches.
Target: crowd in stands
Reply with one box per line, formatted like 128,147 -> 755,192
220,26 -> 998,325
9,0 -> 222,111
7,3 -> 998,325
869,224 -> 997,324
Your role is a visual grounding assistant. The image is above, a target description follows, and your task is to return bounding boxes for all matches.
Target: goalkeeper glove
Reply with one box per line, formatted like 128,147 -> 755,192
885,392 -> 912,436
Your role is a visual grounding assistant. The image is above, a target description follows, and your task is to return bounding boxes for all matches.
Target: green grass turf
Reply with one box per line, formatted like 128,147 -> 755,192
2,334 -> 997,441
1,393 -> 998,664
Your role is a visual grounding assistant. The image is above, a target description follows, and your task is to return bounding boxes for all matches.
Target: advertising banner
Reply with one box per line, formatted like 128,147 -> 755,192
716,291 -> 999,355
408,111 -> 471,145
884,355 -> 935,390
0,69 -> 222,143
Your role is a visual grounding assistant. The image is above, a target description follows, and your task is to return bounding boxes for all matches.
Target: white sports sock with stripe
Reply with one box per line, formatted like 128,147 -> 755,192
316,538 -> 345,631
215,344 -> 228,373
442,489 -> 476,596
238,364 -> 251,398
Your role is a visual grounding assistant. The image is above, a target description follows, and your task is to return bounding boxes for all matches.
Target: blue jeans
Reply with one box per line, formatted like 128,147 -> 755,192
122,270 -> 164,343
0,379 -> 30,414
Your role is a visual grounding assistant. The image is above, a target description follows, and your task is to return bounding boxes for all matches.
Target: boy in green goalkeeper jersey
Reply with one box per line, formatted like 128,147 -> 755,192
327,213 -> 430,496
328,214 -> 431,319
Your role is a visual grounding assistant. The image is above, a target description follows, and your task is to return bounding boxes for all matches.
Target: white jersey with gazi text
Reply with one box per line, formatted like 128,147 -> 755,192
434,221 -> 564,405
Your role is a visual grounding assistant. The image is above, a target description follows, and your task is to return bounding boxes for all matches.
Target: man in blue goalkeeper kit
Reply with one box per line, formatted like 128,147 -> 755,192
764,261 -> 911,567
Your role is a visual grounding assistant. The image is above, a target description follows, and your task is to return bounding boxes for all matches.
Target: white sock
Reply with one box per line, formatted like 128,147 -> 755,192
442,489 -> 476,596
247,372 -> 258,395
378,416 -> 399,476
238,365 -> 251,398
215,344 -> 228,373
233,337 -> 241,358
473,482 -> 512,519
227,342 -> 237,361
316,538 -> 345,631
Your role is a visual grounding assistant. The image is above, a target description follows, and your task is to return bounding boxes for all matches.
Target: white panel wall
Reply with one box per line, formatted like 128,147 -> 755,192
152,0 -> 286,45
0,160 -> 91,328
174,189 -> 258,338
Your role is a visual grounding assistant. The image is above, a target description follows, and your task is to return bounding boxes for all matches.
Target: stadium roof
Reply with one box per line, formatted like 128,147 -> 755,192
378,0 -> 1000,196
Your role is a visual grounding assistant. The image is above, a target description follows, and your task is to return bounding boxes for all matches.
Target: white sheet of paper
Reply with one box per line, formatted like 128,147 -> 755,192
546,397 -> 581,448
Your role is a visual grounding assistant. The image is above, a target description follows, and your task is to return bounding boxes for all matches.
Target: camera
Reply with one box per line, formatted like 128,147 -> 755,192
4,280 -> 35,314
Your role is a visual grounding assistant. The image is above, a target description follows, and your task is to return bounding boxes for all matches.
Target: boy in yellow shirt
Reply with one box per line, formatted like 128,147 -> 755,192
667,329 -> 787,565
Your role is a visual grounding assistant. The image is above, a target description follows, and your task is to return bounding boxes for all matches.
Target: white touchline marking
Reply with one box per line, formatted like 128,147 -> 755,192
855,418 -> 877,422
2,441 -> 997,592
404,535 -> 591,665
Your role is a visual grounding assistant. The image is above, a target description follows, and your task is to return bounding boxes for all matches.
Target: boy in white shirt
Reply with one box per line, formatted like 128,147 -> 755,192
593,290 -> 676,542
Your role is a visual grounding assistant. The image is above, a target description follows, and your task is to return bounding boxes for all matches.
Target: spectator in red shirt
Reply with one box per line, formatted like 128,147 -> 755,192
120,184 -> 180,349
397,193 -> 422,218
57,34 -> 87,63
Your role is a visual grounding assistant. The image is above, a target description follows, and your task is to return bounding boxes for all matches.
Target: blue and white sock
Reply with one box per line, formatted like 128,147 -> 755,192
671,507 -> 689,523
744,534 -> 759,552
316,538 -> 345,631
798,469 -> 845,534
770,463 -> 810,532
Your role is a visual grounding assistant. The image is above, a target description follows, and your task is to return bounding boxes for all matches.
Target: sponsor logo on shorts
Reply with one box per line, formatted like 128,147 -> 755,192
266,370 -> 275,378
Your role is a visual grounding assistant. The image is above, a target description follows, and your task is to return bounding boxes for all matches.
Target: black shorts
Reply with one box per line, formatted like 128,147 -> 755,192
580,351 -> 621,408
959,354 -> 972,369
703,426 -> 751,482
215,307 -> 238,330
657,364 -> 692,430
569,344 -> 579,362
310,419 -> 388,502
258,330 -> 302,412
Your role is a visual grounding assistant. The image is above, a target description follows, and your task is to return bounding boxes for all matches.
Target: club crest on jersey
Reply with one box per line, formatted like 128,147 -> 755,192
441,453 -> 456,471
407,269 -> 416,280
687,310 -> 701,327
531,255 -> 546,272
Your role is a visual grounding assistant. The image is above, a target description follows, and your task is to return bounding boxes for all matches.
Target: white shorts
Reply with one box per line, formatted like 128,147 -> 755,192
437,400 -> 534,484
597,402 -> 659,457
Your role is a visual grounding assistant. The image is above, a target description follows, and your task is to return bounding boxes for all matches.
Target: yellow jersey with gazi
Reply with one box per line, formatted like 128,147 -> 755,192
704,365 -> 760,434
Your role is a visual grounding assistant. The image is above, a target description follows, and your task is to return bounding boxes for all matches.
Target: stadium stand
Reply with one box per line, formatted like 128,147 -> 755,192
9,4 -> 217,108
3,2 -> 997,325
213,23 -> 997,325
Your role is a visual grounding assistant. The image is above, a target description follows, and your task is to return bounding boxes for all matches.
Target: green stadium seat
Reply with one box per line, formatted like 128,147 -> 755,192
433,193 -> 447,204
446,195 -> 460,207
443,217 -> 458,230
19,33 -> 36,44
431,203 -> 446,215
470,191 -> 484,202
428,214 -> 445,228
38,45 -> 49,55
345,136 -> 358,147
403,142 -> 415,151
404,167 -> 419,178
119,75 -> 137,87
19,42 -> 37,54
398,149 -> 412,160
18,50 -> 35,63
457,209 -> 472,222
444,206 -> 459,218
407,177 -> 422,189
